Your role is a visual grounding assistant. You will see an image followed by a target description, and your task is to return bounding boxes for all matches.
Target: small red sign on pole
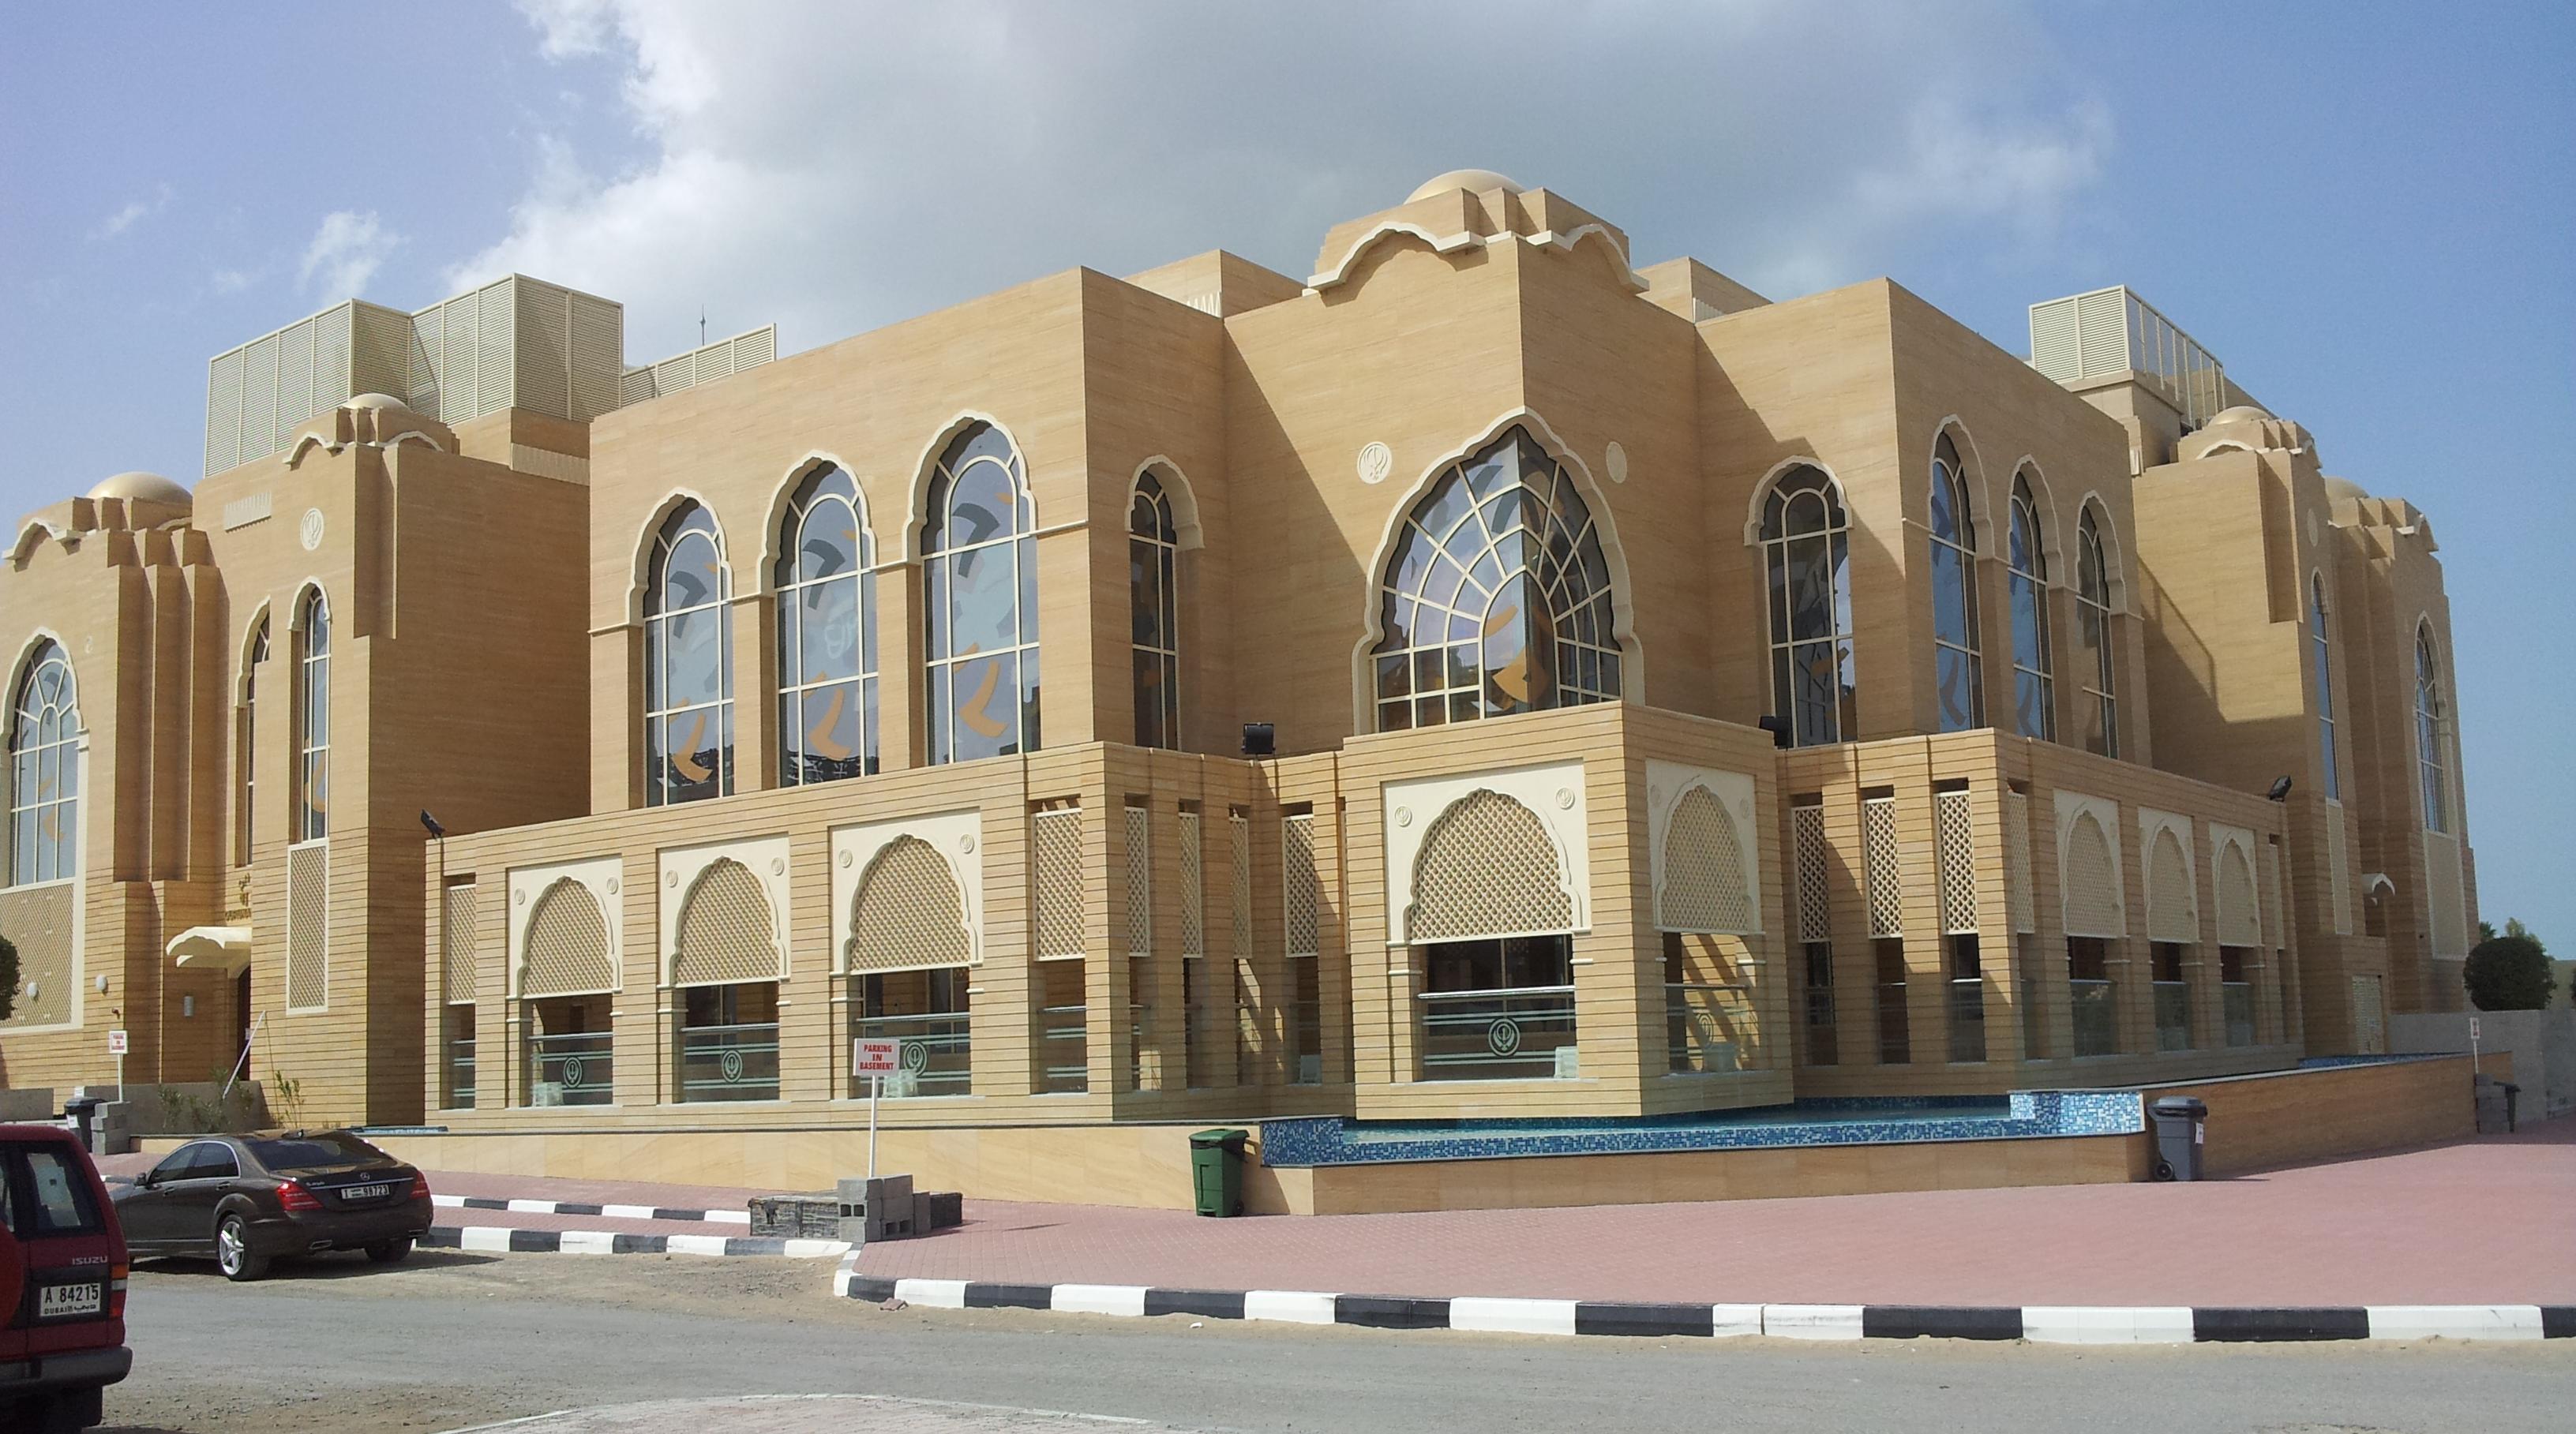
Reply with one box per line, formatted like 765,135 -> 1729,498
107,1029 -> 129,1057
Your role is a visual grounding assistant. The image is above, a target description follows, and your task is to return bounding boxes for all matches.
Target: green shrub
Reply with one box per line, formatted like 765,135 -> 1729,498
0,935 -> 17,1022
2462,933 -> 2555,1011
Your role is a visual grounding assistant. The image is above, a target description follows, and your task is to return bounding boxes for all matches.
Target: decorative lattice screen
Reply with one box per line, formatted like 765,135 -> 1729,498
1178,811 -> 1203,957
2425,832 -> 2467,959
2215,839 -> 2262,948
2060,811 -> 2124,938
1032,808 -> 1086,959
1284,814 -> 1319,957
0,884 -> 73,1027
287,841 -> 329,1009
1862,796 -> 1903,938
2326,809 -> 2353,936
1123,805 -> 1152,958
1792,804 -> 1831,942
2147,827 -> 2197,944
1228,811 -> 1251,956
847,837 -> 972,972
2004,791 -> 2034,934
1406,789 -> 1573,942
1935,788 -> 1978,934
1658,786 -> 1753,934
670,859 -> 779,986
442,882 -> 478,1005
521,878 -> 614,997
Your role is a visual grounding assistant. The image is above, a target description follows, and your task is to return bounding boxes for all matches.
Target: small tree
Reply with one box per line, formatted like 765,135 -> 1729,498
0,934 -> 17,1021
2462,926 -> 2555,1011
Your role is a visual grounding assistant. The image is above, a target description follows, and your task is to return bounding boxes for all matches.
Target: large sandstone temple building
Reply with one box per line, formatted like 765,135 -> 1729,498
2,170 -> 2477,1137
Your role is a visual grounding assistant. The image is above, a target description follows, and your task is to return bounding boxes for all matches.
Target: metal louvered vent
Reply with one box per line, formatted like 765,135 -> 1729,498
1033,808 -> 1086,960
1862,796 -> 1903,938
619,326 -> 779,406
847,837 -> 972,972
2027,286 -> 2228,427
1406,791 -> 1573,943
1935,788 -> 1978,934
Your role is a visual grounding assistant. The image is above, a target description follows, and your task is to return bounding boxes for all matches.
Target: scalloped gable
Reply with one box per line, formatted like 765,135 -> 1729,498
1307,185 -> 1640,294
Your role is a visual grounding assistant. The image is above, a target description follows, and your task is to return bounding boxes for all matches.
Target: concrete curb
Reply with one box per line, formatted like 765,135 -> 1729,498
827,1260 -> 2573,1344
432,1193 -> 752,1226
426,1225 -> 846,1258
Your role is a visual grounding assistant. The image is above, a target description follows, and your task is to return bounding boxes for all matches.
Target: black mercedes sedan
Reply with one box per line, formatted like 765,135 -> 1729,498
110,1130 -> 433,1281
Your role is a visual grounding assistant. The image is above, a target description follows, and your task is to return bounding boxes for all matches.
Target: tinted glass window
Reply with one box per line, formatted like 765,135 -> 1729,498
193,1144 -> 241,1179
148,1146 -> 196,1182
246,1132 -> 386,1170
2,1144 -> 106,1237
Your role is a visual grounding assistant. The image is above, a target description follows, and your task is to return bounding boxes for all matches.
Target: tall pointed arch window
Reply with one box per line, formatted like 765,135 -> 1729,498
237,619 -> 268,865
1131,471 -> 1180,749
294,590 -> 331,842
2007,475 -> 2055,740
645,502 -> 733,805
2310,575 -> 2339,802
7,640 -> 79,885
1759,465 -> 1855,746
923,423 -> 1038,765
1928,434 -> 1984,732
2416,627 -> 2448,832
1371,428 -> 1619,731
2073,507 -> 2119,758
774,464 -> 877,785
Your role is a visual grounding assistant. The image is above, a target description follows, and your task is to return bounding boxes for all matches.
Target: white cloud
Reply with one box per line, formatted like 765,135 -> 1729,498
93,183 -> 173,240
212,267 -> 261,294
299,211 -> 402,298
463,1 -> 2111,360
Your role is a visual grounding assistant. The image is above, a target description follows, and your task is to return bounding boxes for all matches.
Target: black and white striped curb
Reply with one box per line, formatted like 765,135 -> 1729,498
426,1226 -> 846,1258
431,1193 -> 752,1226
831,1264 -> 2574,1343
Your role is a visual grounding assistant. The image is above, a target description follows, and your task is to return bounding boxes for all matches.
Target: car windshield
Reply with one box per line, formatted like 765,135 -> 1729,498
246,1133 -> 389,1171
2,1141 -> 107,1237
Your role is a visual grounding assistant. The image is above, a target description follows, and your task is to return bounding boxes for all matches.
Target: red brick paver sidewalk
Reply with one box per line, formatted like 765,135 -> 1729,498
854,1123 -> 2576,1308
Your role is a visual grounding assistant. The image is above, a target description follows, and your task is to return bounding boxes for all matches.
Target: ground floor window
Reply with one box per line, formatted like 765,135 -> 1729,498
1664,933 -> 1749,1074
523,997 -> 612,1106
1874,938 -> 1910,1065
442,1005 -> 476,1109
2068,938 -> 2115,1057
2219,946 -> 2256,1047
2151,942 -> 2192,1051
1289,957 -> 1322,1085
1946,934 -> 1985,1063
676,982 -> 780,1103
1183,958 -> 1220,1088
1800,940 -> 1838,1066
1127,957 -> 1154,1092
852,968 -> 969,1098
1037,958 -> 1087,1093
1234,960 -> 1262,1088
1418,934 -> 1576,1081
2016,935 -> 2049,1060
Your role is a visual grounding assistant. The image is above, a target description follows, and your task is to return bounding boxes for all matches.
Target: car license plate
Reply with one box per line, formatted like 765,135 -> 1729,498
39,1282 -> 103,1320
342,1182 -> 392,1201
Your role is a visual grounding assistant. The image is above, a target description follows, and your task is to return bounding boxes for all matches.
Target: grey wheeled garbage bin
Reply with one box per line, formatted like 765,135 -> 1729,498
62,1095 -> 103,1152
2147,1095 -> 2207,1181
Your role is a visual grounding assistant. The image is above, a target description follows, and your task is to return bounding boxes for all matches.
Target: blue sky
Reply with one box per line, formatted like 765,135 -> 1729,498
4,2 -> 2570,938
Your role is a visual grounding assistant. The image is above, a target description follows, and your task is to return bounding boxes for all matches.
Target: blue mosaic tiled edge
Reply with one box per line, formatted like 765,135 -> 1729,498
1259,1089 -> 2145,1167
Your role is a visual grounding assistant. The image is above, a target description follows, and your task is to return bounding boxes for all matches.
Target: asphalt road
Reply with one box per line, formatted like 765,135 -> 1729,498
102,1250 -> 2574,1434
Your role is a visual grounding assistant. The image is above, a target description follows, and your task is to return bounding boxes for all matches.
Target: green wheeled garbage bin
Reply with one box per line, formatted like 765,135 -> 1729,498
1190,1128 -> 1250,1217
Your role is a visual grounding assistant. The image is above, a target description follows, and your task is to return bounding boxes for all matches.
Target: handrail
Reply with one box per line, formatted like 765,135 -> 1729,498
1417,984 -> 1577,1002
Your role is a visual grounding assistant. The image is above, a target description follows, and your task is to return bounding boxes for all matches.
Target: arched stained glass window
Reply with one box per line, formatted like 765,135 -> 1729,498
1131,472 -> 1179,750
2311,575 -> 2339,802
238,618 -> 268,865
1929,434 -> 1984,732
2073,507 -> 2119,758
645,502 -> 733,805
2416,627 -> 2447,833
294,590 -> 332,842
1370,428 -> 1619,731
2008,475 -> 2055,741
774,465 -> 877,785
7,640 -> 80,885
1760,465 -> 1854,747
923,423 -> 1038,765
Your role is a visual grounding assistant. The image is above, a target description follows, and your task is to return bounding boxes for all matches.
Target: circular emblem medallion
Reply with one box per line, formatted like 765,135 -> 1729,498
1357,441 -> 1393,486
560,1056 -> 587,1089
298,508 -> 325,552
902,1041 -> 930,1074
719,1049 -> 746,1084
1486,1017 -> 1524,1058
1606,441 -> 1629,485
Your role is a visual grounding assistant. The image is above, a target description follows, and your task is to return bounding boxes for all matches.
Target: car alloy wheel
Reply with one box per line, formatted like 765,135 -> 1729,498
217,1214 -> 266,1282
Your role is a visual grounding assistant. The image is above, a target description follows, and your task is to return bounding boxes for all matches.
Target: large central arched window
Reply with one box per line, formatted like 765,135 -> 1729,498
2073,507 -> 2119,758
1131,471 -> 1180,750
2311,575 -> 2339,802
1760,464 -> 1854,746
295,590 -> 331,842
2007,475 -> 2054,740
923,422 -> 1038,765
2416,626 -> 2448,833
645,502 -> 733,805
1371,429 -> 1618,732
8,640 -> 79,885
775,465 -> 877,785
1928,433 -> 1984,732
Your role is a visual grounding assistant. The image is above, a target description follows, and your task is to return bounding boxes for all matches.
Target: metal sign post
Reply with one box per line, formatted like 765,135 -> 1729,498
2469,1016 -> 2481,1080
853,1038 -> 900,1183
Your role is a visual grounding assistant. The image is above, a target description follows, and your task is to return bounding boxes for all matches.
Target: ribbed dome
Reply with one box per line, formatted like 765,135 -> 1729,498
346,392 -> 412,411
2209,404 -> 2275,425
2323,475 -> 2370,504
86,470 -> 192,507
1408,169 -> 1524,203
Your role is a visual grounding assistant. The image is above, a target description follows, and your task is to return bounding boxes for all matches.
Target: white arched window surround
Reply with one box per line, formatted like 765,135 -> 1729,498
1927,425 -> 1986,733
641,497 -> 736,807
236,608 -> 271,867
767,457 -> 879,787
1745,457 -> 1855,747
2309,571 -> 2339,803
2414,620 -> 2450,833
1128,461 -> 1197,751
918,417 -> 1039,766
1350,409 -> 1641,732
2006,466 -> 2057,742
291,585 -> 331,844
2072,499 -> 2122,760
6,633 -> 81,886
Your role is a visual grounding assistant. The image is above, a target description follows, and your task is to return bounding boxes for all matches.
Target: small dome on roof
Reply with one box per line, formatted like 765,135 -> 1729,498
2323,475 -> 2370,504
86,470 -> 192,507
346,392 -> 411,411
2210,404 -> 2274,425
1408,169 -> 1524,203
